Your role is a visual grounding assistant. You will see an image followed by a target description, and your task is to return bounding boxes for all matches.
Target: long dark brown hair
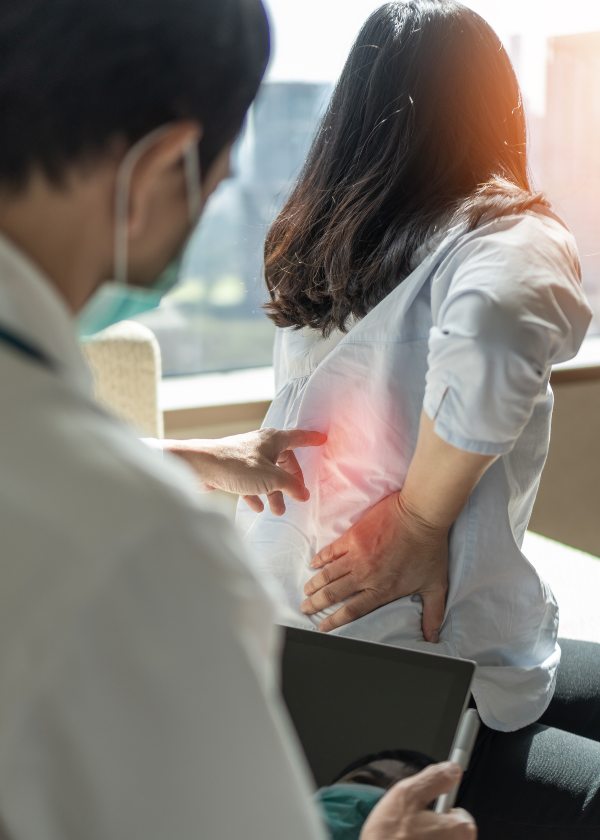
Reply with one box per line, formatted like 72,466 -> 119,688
264,0 -> 548,335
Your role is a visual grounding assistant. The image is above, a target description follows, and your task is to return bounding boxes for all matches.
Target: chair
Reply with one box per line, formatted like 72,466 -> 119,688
81,320 -> 164,439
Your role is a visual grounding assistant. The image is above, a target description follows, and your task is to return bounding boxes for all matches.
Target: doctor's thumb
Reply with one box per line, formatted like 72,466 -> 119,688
421,588 -> 447,643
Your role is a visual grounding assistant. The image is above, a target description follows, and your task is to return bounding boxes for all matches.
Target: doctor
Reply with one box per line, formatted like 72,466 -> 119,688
0,0 -> 475,838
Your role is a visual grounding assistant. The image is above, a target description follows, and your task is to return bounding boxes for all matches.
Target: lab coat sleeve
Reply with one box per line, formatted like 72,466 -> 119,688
2,508 -> 327,840
423,217 -> 592,455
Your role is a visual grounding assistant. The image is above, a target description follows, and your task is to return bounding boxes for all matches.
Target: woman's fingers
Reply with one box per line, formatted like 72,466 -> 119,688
301,572 -> 354,615
311,540 -> 346,569
304,555 -> 351,595
421,587 -> 448,643
318,590 -> 381,632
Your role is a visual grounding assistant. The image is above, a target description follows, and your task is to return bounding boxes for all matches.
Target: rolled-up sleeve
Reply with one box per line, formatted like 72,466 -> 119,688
423,215 -> 592,455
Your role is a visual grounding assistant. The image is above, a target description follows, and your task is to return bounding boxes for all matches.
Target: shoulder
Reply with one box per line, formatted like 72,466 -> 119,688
439,211 -> 581,283
430,211 -> 591,360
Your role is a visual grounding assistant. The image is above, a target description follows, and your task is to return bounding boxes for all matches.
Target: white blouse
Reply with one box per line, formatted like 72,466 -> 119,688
238,211 -> 592,732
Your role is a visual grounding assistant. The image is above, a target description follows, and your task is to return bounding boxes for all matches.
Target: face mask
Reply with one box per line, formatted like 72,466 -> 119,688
79,126 -> 202,338
316,783 -> 386,840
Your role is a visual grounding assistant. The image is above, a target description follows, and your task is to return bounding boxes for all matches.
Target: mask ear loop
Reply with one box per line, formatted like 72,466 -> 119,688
114,126 -> 202,287
184,143 -> 202,222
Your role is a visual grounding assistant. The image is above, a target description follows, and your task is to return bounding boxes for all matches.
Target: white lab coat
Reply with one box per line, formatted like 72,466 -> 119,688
0,235 -> 326,840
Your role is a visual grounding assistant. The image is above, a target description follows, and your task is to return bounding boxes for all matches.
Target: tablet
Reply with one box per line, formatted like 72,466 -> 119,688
281,625 -> 476,787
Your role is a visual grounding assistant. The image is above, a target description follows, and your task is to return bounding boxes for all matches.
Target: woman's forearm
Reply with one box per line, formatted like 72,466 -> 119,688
400,412 -> 496,530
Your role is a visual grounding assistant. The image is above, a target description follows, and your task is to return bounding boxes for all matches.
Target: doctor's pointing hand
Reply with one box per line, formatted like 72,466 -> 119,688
162,427 -> 327,515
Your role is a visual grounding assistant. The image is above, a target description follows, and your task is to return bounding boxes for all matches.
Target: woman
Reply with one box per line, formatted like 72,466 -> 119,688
238,1 -> 600,835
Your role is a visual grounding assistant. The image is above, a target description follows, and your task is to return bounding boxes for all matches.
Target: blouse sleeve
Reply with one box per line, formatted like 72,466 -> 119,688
423,215 -> 592,455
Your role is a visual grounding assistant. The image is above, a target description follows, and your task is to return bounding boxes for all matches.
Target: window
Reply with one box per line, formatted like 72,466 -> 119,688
137,0 -> 600,376
136,80 -> 332,376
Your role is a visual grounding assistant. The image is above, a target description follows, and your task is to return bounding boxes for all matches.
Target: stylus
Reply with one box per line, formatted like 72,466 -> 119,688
434,709 -> 480,814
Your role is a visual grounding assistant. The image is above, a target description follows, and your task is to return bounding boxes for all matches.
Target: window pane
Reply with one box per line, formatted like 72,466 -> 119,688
137,82 -> 332,376
137,0 -> 600,376
536,31 -> 600,329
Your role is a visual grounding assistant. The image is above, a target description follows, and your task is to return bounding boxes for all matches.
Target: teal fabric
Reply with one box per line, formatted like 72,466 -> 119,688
78,259 -> 181,338
315,783 -> 386,840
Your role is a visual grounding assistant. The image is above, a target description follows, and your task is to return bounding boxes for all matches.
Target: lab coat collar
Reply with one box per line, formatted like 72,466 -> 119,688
0,232 -> 94,395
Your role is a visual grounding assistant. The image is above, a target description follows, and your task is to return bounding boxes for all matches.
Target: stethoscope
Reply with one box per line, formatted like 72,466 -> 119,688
0,325 -> 55,371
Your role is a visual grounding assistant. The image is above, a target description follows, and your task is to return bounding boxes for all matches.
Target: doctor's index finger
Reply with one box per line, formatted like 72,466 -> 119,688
275,429 -> 327,451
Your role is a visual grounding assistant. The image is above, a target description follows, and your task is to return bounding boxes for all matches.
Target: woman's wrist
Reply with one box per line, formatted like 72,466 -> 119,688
395,489 -> 452,535
397,412 -> 497,531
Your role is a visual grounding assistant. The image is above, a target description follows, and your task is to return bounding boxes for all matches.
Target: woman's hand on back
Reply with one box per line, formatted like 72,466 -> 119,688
360,763 -> 477,840
302,490 -> 449,640
303,412 -> 496,640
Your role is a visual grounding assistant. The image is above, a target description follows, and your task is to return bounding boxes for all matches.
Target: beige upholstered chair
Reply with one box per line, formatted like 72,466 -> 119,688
82,320 -> 164,439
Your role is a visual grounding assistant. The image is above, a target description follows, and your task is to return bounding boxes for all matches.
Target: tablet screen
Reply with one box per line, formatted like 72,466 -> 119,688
281,626 -> 475,786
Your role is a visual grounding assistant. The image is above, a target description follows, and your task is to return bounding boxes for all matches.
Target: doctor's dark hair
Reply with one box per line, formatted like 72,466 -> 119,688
0,0 -> 270,190
264,0 -> 548,335
332,749 -> 434,789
